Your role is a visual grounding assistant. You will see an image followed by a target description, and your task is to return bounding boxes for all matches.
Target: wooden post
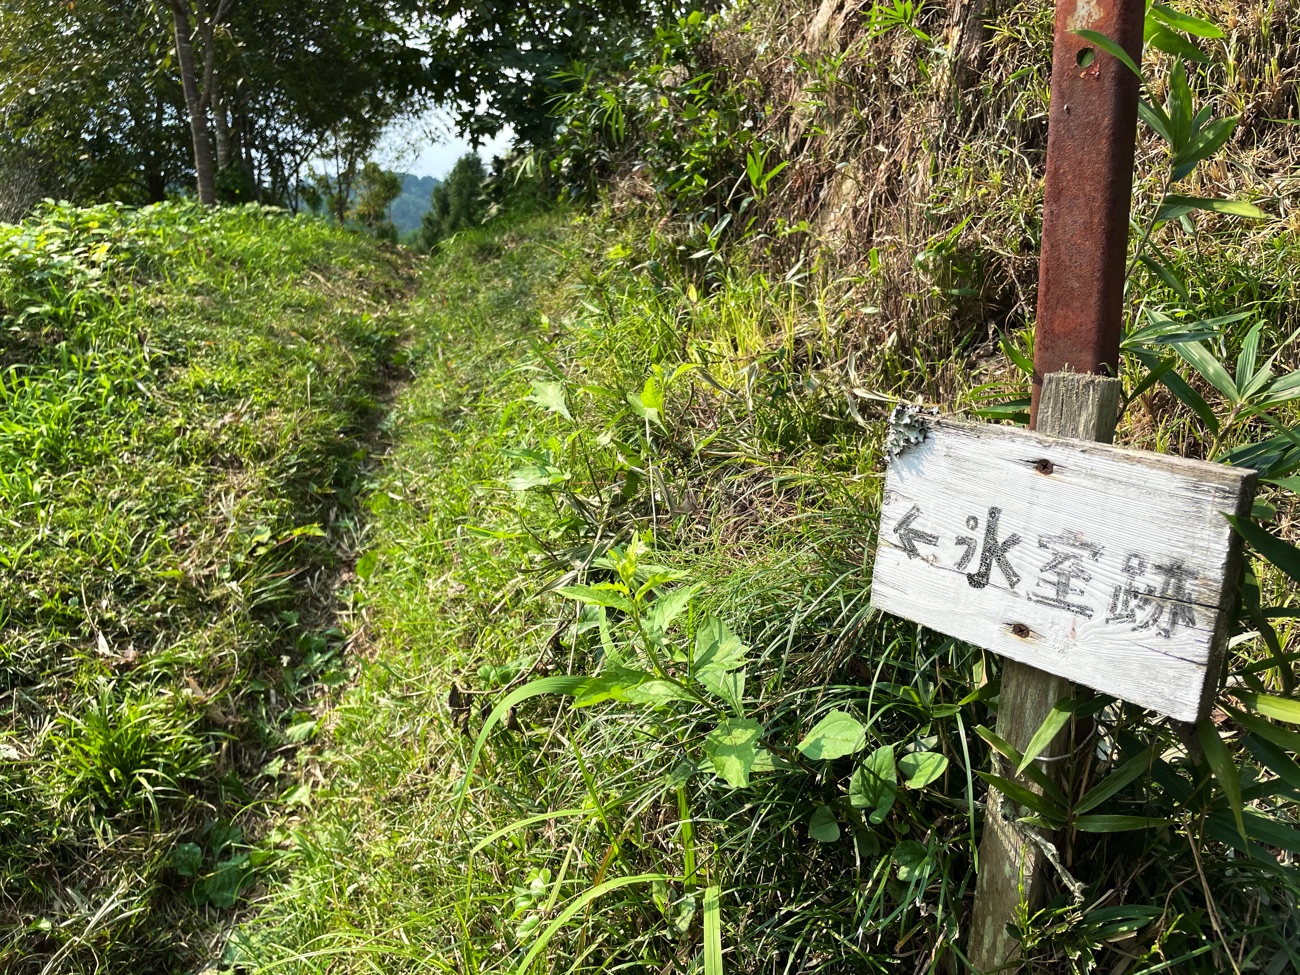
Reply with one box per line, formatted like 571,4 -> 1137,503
967,372 -> 1121,972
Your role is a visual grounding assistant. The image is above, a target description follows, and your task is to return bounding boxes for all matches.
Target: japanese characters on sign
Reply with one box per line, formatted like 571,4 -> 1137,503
892,503 -> 1202,640
871,418 -> 1255,722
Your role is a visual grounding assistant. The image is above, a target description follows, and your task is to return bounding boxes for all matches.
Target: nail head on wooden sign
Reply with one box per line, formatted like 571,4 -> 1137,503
871,415 -> 1255,722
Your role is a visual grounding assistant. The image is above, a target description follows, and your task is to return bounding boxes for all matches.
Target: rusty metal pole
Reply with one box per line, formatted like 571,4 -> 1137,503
969,0 -> 1145,970
1029,0 -> 1146,423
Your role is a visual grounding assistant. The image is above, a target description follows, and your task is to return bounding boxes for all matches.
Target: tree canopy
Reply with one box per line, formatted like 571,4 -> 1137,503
420,1 -> 693,146
0,0 -> 683,213
0,0 -> 432,209
420,153 -> 486,247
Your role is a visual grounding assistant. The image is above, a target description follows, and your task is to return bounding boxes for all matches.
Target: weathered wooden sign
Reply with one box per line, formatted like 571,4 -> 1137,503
871,415 -> 1255,722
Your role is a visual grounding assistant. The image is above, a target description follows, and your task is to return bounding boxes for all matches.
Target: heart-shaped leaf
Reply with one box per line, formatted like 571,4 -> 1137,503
797,709 -> 867,761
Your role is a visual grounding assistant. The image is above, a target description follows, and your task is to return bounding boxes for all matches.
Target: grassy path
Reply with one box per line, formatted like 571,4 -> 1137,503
8,202 -> 1296,974
233,207 -> 1300,975
1,203 -> 419,972
231,209 -> 965,973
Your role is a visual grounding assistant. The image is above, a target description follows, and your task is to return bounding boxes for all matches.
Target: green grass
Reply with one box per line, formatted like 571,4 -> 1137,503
228,199 -> 1300,975
6,117 -> 1300,975
0,201 -> 417,972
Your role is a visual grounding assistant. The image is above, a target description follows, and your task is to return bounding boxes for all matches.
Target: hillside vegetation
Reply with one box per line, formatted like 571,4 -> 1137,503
4,0 -> 1300,973
0,203 -> 415,971
231,1 -> 1300,971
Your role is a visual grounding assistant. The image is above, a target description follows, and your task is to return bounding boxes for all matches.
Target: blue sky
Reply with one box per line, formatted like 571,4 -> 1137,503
383,108 -> 517,179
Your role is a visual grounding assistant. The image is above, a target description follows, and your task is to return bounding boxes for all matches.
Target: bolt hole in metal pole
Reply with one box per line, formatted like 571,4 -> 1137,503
1076,47 -> 1095,67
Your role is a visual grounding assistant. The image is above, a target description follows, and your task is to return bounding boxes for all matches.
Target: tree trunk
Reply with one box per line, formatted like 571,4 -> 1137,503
170,4 -> 216,205
941,0 -> 991,94
213,75 -> 232,172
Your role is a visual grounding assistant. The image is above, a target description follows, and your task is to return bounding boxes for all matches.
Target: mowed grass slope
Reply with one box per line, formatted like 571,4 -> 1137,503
236,206 -> 1300,975
1,202 -> 415,972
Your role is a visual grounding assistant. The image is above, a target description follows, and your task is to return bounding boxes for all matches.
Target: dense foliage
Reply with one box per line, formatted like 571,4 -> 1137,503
0,0 -> 434,211
420,153 -> 488,247
0,202 -> 414,971
5,0 -> 1300,972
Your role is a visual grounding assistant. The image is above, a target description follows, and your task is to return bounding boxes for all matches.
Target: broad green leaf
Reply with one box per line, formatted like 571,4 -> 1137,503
808,805 -> 840,843
1230,708 -> 1300,794
1157,195 -> 1268,222
1017,697 -> 1079,774
1124,306 -> 1251,347
1263,475 -> 1300,492
1232,690 -> 1300,725
506,465 -> 570,491
1206,809 -> 1300,858
749,749 -> 792,774
1166,59 -> 1194,148
1240,809 -> 1300,855
623,679 -> 698,708
354,548 -> 382,583
704,718 -> 763,789
525,379 -> 572,420
797,709 -> 867,761
973,725 -> 1069,805
973,397 -> 1030,423
573,663 -> 654,707
172,842 -> 203,879
1236,322 -> 1264,393
999,336 -> 1033,376
892,840 -> 933,883
694,615 -> 748,676
196,855 -> 249,908
898,750 -> 948,789
1218,430 -> 1300,476
1074,814 -> 1172,832
557,583 -> 635,614
702,886 -> 723,975
1072,29 -> 1141,79
1139,99 -> 1174,145
635,568 -> 692,600
979,773 -> 1067,822
1242,734 -> 1300,796
1170,339 -> 1239,402
1197,719 -> 1246,842
1084,904 -> 1164,940
1226,515 -> 1300,586
1261,372 -> 1300,407
1171,116 -> 1237,180
628,374 -> 664,427
849,745 -> 897,824
645,583 -> 701,635
1147,25 -> 1211,64
697,666 -> 746,715
1149,1 -> 1223,38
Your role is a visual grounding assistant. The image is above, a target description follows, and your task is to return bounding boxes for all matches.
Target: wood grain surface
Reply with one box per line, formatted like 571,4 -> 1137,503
872,417 -> 1254,721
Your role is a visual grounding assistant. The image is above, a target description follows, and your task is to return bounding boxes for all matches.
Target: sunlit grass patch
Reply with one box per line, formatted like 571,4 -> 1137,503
0,201 -> 416,972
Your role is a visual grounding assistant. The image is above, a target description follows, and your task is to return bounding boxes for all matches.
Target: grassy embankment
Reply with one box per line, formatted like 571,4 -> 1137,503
233,200 -> 1300,972
1,202 -> 416,972
4,179 -> 1298,975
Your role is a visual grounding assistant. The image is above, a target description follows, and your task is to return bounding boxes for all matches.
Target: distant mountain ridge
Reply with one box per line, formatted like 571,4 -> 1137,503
389,172 -> 439,234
